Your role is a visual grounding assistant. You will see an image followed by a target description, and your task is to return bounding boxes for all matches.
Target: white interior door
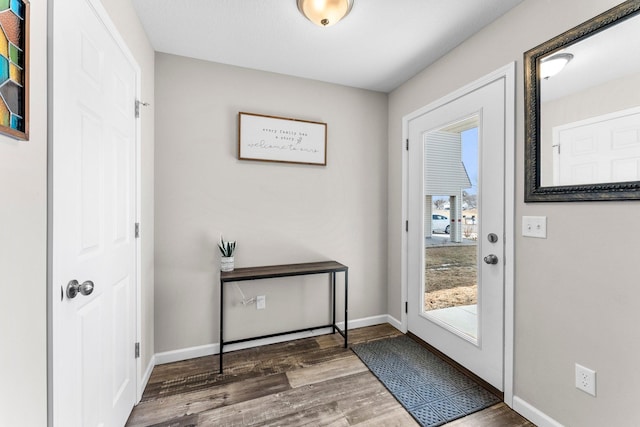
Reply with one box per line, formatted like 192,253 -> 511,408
51,0 -> 138,425
407,75 -> 507,391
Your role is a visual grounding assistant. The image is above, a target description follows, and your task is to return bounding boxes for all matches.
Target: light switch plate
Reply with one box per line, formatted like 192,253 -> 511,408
256,295 -> 266,310
522,216 -> 547,238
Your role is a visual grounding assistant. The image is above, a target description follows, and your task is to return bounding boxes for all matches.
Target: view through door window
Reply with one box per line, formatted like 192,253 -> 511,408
423,117 -> 479,340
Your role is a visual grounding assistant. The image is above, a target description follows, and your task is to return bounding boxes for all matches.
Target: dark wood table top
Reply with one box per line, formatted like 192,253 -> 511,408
220,260 -> 348,282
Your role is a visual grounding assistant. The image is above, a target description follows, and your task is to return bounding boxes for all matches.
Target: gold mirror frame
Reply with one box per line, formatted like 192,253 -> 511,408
524,0 -> 640,202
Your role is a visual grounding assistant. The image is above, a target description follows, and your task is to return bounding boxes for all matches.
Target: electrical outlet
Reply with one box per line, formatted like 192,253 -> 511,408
256,295 -> 266,310
575,363 -> 596,396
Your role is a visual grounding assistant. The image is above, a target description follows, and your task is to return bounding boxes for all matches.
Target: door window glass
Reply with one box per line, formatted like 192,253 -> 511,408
423,117 -> 479,340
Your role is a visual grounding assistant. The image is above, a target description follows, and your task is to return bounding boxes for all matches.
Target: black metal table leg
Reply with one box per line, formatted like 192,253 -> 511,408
344,269 -> 348,348
332,272 -> 336,334
219,278 -> 224,374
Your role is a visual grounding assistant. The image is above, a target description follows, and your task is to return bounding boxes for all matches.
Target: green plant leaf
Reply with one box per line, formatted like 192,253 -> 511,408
217,235 -> 236,257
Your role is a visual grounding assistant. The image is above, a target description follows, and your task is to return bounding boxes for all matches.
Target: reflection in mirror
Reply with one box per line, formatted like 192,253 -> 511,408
539,13 -> 640,187
524,0 -> 640,201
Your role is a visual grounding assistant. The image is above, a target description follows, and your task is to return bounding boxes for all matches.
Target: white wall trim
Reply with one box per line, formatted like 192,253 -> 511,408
337,314 -> 391,330
502,62 -> 516,408
155,342 -> 220,366
513,396 -> 564,427
400,132 -> 409,333
386,314 -> 403,331
138,355 -> 155,403
154,315 -> 393,365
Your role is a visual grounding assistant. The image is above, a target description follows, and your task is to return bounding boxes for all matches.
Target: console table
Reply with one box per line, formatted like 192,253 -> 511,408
219,261 -> 348,373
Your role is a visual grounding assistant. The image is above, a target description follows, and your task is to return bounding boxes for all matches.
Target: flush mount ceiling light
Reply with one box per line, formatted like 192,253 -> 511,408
540,53 -> 574,79
297,0 -> 354,27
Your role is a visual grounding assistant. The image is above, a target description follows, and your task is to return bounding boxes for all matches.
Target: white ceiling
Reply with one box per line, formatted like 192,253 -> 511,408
132,0 -> 524,93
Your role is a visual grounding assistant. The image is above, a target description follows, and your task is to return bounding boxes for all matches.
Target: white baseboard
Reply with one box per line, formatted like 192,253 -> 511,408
512,396 -> 564,427
386,314 -> 403,331
137,355 -> 155,402
336,314 -> 390,330
154,315 -> 392,366
155,342 -> 220,365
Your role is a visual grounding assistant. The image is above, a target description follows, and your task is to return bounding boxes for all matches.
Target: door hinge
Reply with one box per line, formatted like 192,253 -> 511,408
406,138 -> 409,151
405,220 -> 408,232
135,100 -> 150,119
135,342 -> 140,359
405,301 -> 408,314
135,222 -> 140,238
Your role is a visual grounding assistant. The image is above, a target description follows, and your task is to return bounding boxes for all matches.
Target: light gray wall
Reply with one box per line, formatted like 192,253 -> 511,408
101,0 -> 156,384
388,0 -> 640,425
0,1 -> 47,425
154,53 -> 388,352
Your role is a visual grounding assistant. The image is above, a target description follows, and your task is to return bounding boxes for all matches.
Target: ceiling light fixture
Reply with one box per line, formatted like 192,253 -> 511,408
540,53 -> 574,79
297,0 -> 354,27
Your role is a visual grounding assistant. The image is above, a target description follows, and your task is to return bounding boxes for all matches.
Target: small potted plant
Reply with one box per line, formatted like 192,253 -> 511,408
218,236 -> 236,272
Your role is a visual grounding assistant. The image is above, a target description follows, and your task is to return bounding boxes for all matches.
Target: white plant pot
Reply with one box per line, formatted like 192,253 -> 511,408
221,256 -> 234,272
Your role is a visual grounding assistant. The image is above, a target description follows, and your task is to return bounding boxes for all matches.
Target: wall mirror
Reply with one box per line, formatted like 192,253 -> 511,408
524,0 -> 640,202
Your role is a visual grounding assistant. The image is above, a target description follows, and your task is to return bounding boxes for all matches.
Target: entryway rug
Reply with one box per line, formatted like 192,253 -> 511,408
351,335 -> 500,427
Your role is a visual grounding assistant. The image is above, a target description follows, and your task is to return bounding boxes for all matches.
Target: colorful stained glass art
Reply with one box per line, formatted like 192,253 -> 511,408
0,0 -> 27,140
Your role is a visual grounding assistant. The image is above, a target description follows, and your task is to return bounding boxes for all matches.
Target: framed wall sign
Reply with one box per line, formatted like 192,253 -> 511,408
238,112 -> 327,166
0,0 -> 29,140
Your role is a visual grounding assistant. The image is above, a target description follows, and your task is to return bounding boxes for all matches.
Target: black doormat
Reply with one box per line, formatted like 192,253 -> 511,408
351,336 -> 500,427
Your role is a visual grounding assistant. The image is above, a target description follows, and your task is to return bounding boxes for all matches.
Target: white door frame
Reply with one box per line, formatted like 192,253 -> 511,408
400,62 -> 515,406
47,0 -> 144,422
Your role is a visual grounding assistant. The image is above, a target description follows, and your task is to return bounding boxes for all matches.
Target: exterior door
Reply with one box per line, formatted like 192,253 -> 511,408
406,72 -> 508,391
51,0 -> 138,425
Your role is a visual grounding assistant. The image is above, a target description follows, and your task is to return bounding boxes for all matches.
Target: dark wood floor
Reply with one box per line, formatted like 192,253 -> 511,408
126,324 -> 535,426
